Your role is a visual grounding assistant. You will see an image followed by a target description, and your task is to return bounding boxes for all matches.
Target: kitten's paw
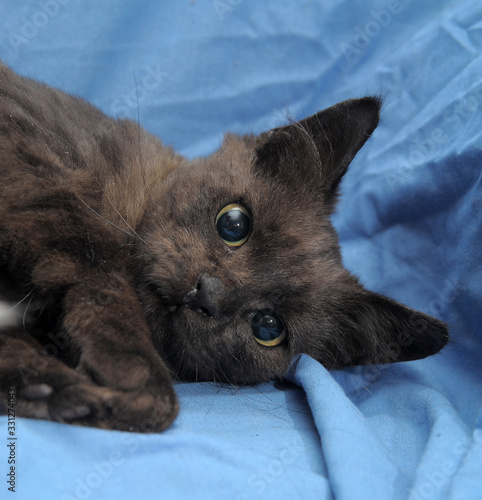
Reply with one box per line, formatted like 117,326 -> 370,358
0,360 -> 93,423
96,386 -> 179,432
71,352 -> 179,431
20,383 -> 53,400
0,359 -> 178,432
0,330 -> 178,432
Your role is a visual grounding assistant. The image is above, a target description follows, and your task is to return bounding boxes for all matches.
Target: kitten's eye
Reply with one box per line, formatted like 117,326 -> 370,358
251,310 -> 286,347
215,203 -> 251,247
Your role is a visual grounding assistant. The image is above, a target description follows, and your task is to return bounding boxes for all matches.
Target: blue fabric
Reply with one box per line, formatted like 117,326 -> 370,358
1,1 -> 481,498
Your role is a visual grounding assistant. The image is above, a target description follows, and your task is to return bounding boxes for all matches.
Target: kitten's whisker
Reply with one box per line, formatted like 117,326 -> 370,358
291,117 -> 334,160
213,361 -> 236,389
102,194 -> 147,244
9,289 -> 33,310
133,71 -> 143,177
22,293 -> 34,330
132,71 -> 159,231
174,346 -> 186,380
74,194 -> 138,239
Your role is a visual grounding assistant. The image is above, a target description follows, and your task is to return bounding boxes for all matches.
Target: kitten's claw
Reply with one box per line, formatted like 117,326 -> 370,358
20,383 -> 53,400
58,404 -> 91,422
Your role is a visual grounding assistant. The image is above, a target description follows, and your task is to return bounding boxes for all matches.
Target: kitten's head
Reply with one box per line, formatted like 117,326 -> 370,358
136,97 -> 448,383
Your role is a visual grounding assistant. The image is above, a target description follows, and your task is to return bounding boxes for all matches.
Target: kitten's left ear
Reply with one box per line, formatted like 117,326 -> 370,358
317,288 -> 449,368
256,97 -> 381,194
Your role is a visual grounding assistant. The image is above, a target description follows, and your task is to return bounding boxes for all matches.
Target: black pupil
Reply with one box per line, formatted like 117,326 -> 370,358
251,311 -> 284,342
217,209 -> 250,243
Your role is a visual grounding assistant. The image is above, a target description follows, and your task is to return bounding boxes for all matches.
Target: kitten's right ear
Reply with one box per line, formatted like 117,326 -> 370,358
255,97 -> 381,195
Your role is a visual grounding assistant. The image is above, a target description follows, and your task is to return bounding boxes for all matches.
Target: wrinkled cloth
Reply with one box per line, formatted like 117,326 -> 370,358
0,1 -> 481,499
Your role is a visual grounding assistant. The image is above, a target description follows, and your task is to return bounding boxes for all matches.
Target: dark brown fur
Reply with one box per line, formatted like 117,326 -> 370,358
0,63 -> 448,432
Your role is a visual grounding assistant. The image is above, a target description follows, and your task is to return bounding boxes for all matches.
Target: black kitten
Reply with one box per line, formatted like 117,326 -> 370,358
0,63 -> 448,431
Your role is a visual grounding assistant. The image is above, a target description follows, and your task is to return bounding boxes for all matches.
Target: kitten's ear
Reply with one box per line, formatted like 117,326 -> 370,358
256,97 -> 381,194
322,289 -> 449,367
297,97 -> 381,191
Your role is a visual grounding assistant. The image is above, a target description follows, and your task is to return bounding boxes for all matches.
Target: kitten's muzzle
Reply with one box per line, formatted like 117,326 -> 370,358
182,274 -> 225,319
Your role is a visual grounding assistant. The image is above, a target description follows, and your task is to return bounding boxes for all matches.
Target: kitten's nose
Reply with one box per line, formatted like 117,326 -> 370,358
186,274 -> 225,319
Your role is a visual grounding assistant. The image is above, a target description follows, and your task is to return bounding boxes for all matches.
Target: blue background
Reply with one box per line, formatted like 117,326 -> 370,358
0,1 -> 481,499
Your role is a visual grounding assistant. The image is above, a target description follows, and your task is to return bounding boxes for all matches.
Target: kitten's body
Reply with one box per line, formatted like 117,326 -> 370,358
0,63 -> 448,431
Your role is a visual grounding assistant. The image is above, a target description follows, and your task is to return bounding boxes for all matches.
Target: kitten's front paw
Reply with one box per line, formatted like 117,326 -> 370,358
72,352 -> 179,432
99,386 -> 179,433
14,379 -> 93,424
0,357 -> 178,432
2,374 -> 178,432
1,328 -> 178,432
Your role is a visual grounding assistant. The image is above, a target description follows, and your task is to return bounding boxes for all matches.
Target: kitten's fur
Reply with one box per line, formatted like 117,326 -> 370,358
0,63 -> 448,432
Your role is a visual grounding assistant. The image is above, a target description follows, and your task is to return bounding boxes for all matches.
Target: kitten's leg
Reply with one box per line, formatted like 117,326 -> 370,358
58,271 -> 179,432
0,185 -> 178,430
0,203 -> 178,430
0,268 -> 178,432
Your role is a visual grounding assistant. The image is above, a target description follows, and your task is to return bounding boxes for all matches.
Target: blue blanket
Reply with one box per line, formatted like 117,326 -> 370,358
1,1 -> 481,498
